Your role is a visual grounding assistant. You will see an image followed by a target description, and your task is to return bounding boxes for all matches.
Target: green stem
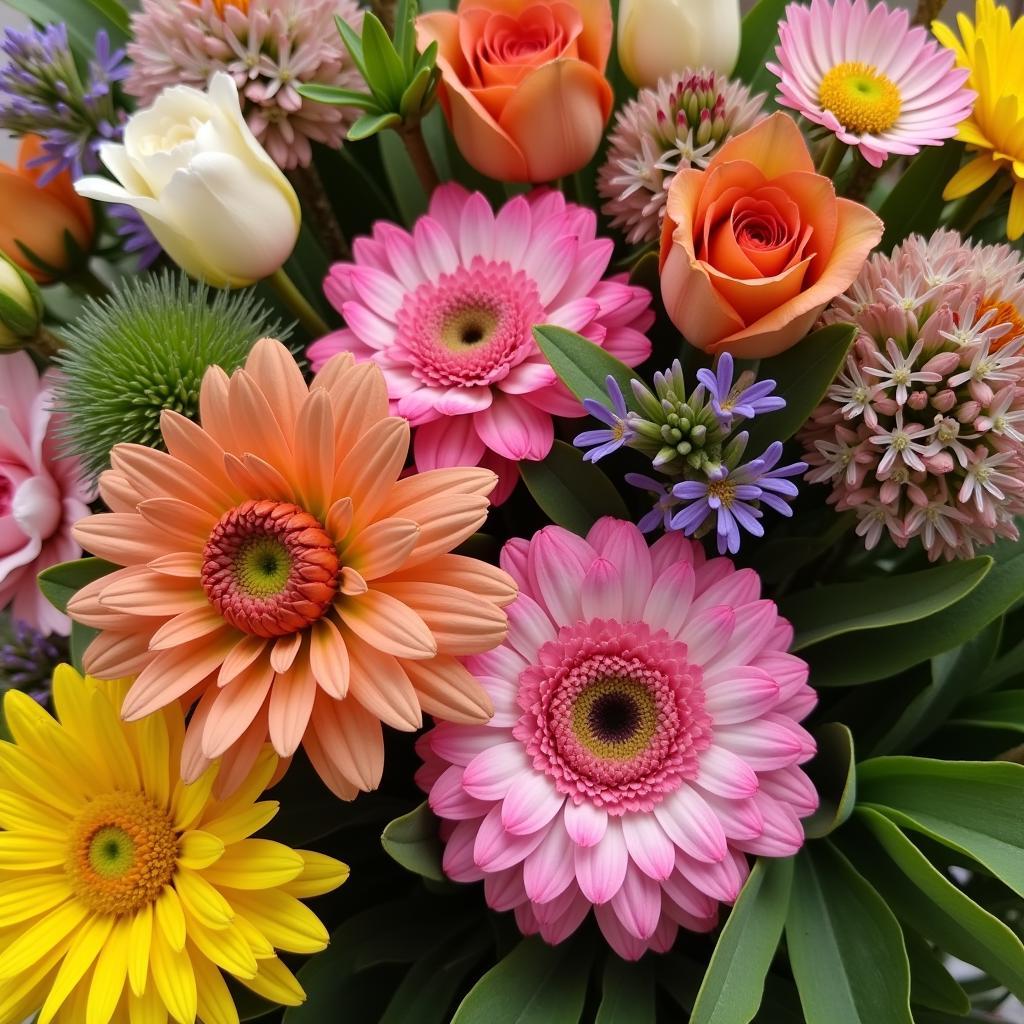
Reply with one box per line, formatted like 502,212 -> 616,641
816,137 -> 847,180
950,174 -> 1013,237
288,163 -> 350,262
399,121 -> 441,196
29,324 -> 64,360
267,268 -> 330,337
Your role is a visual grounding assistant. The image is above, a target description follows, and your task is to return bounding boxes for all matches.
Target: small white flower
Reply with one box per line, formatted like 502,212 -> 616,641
958,448 -> 1017,511
829,358 -> 880,421
921,415 -> 976,468
904,501 -> 970,554
855,500 -> 904,550
976,386 -> 1024,443
869,411 -> 937,474
862,339 -> 941,405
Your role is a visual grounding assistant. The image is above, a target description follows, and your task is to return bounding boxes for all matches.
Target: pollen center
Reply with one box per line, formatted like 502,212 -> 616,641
571,679 -> 658,760
202,499 -> 340,638
818,61 -> 901,135
67,792 -> 178,915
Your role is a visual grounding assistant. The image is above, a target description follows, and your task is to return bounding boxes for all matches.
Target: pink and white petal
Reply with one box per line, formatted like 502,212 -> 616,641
621,812 -> 676,880
522,824 -> 577,904
462,741 -> 532,801
496,361 -> 557,395
594,901 -> 650,961
535,887 -> 591,945
413,414 -> 487,471
609,864 -> 662,940
527,526 -> 590,624
473,395 -> 554,462
675,847 -> 746,903
643,561 -> 695,638
703,668 -> 780,724
585,518 -> 652,620
694,744 -> 760,799
733,791 -> 806,858
580,558 -> 624,621
459,190 -> 497,262
653,785 -> 729,864
700,793 -> 764,841
484,864 -> 529,912
474,804 -> 548,872
564,800 -> 608,847
758,765 -> 819,818
428,722 -> 504,765
661,866 -> 718,919
574,819 -> 628,903
505,591 -> 557,661
443,819 -> 487,882
682,605 -> 737,664
714,718 -> 808,771
501,771 -> 565,837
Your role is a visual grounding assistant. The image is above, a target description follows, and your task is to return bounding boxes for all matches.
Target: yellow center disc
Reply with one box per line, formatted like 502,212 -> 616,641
819,61 -> 902,135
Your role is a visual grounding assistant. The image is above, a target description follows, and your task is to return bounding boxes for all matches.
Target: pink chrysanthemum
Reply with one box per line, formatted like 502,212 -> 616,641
309,185 -> 654,503
416,520 -> 818,960
125,0 -> 364,169
598,69 -> 765,245
767,0 -> 974,168
801,229 -> 1024,560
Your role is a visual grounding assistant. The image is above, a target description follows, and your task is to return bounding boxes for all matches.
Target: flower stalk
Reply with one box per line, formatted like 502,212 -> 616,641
267,267 -> 330,338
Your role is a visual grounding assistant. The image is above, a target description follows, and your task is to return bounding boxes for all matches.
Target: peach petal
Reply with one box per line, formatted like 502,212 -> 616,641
198,365 -> 236,452
389,554 -> 518,605
302,725 -> 361,801
100,471 -> 143,514
268,658 -> 317,757
68,566 -> 148,628
332,417 -> 410,529
308,690 -> 384,794
244,338 -> 309,438
401,494 -> 493,568
312,358 -> 389,449
83,630 -> 154,679
150,605 -> 229,649
379,467 -> 496,518
309,617 -> 350,699
211,705 -> 270,798
227,370 -> 294,475
269,632 -> 303,674
705,255 -> 812,326
325,497 -> 353,540
137,498 -> 218,546
339,567 -> 368,597
218,634 -> 268,687
158,410 -> 238,504
99,571 -> 208,617
404,656 -> 494,725
148,552 -> 204,578
693,163 -> 765,242
73,513 -> 179,566
107,444 -> 226,517
341,517 -> 420,580
336,589 -> 437,660
181,684 -> 219,782
223,453 -> 295,504
769,171 -> 839,279
709,111 -> 815,178
659,244 -> 745,351
344,632 -> 423,731
201,658 -> 274,760
293,390 -> 335,518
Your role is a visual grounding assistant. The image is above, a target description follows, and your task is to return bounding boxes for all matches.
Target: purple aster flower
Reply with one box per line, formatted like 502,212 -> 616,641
110,204 -> 163,270
0,619 -> 66,703
696,352 -> 786,428
625,473 -> 681,532
0,26 -> 128,184
574,375 -> 637,463
669,441 -> 807,554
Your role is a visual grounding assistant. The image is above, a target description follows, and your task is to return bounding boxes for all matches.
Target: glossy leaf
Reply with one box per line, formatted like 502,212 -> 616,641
532,325 -> 639,409
6,0 -> 129,52
381,801 -> 445,881
520,441 -> 630,535
858,757 -> 1024,898
348,111 -> 403,141
878,144 -> 965,252
380,932 -> 484,1024
595,956 -> 655,1024
742,324 -> 856,454
691,857 -> 794,1024
903,928 -> 971,1016
786,841 -> 913,1024
297,84 -> 381,111
37,557 -> 117,614
361,12 -> 407,107
782,557 -> 991,651
952,689 -> 1024,734
847,808 -> 1024,999
803,723 -> 857,839
451,936 -> 591,1024
733,0 -> 786,90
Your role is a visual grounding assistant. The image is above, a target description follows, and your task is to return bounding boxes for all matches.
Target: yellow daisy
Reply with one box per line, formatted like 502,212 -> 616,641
0,666 -> 348,1024
934,0 -> 1024,239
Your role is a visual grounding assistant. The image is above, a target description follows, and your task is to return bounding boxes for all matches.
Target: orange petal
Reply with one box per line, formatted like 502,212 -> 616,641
99,571 -> 209,617
228,370 -> 294,475
201,658 -> 274,760
309,689 -> 384,792
341,517 -> 420,580
244,338 -> 309,439
73,513 -> 179,566
302,727 -> 360,800
312,358 -> 388,449
708,112 -> 815,179
109,444 -> 228,517
705,255 -> 813,328
83,630 -> 154,679
379,466 -> 496,518
148,552 -> 204,578
332,417 -> 410,530
68,567 -> 149,628
150,605 -> 228,649
400,494 -> 492,568
159,411 -> 238,504
326,497 -> 354,540
771,171 -> 839,279
268,658 -> 317,757
270,632 -> 302,674
219,634 -> 268,687
211,704 -> 270,798
223,452 -> 296,503
340,566 -> 368,596
293,389 -> 335,518
137,498 -> 218,546
659,244 -> 745,353
99,470 -> 144,513
387,554 -> 518,605
198,365 -> 236,452
309,618 -> 350,699
344,632 -> 423,731
404,656 -> 494,725
336,589 -> 437,660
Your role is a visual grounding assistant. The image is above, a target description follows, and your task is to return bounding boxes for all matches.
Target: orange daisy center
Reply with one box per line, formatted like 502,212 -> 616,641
979,295 -> 1024,351
201,499 -> 340,638
66,792 -> 178,915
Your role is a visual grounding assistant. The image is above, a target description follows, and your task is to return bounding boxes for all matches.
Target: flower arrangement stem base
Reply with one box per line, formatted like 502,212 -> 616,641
399,122 -> 442,196
288,163 -> 351,262
817,137 -> 847,181
267,268 -> 330,338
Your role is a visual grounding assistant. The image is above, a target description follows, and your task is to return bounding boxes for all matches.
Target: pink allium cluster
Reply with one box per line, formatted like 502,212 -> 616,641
416,520 -> 818,960
597,69 -> 764,245
0,353 -> 90,635
801,230 -> 1024,560
310,184 -> 654,503
125,0 -> 364,169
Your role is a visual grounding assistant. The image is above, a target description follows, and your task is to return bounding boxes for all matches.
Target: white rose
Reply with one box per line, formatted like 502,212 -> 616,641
75,73 -> 300,288
617,0 -> 741,89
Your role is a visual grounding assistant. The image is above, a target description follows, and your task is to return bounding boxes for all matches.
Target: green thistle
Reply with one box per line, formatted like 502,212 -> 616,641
53,272 -> 289,482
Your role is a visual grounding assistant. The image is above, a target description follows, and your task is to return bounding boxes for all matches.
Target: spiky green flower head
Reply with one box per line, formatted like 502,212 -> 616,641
53,271 -> 289,482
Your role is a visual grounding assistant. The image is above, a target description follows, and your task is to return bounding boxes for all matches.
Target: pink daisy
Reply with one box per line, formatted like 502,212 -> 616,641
309,185 -> 654,503
767,0 -> 974,168
415,519 -> 818,960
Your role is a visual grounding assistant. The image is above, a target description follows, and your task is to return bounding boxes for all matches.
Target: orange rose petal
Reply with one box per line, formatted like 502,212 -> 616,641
708,111 -> 816,179
706,255 -> 813,327
771,171 -> 840,279
693,163 -> 765,241
659,244 -> 745,352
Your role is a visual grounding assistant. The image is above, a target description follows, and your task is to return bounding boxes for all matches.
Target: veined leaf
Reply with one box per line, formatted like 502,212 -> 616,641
903,928 -> 971,1016
361,12 -> 408,108
532,325 -> 639,409
296,84 -> 382,111
951,689 -> 1024,734
878,144 -> 965,251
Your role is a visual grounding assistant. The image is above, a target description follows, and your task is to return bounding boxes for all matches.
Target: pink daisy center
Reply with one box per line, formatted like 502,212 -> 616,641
201,498 -> 340,638
514,619 -> 712,814
394,257 -> 544,389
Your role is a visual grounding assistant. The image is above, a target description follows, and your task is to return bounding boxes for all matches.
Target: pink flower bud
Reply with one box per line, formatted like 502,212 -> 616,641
957,400 -> 981,422
907,390 -> 928,410
931,389 -> 956,413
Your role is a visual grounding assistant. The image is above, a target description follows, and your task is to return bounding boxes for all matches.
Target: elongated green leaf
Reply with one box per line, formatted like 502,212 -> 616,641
88,0 -> 130,33
903,928 -> 971,1016
878,144 -> 965,251
806,538 -> 1024,685
977,635 -> 1024,691
783,558 -> 991,652
858,757 -> 1024,898
803,723 -> 857,839
451,937 -> 591,1024
952,689 -> 1024,733
393,0 -> 418,71
335,14 -> 368,79
691,857 -> 793,1024
733,0 -> 786,90
380,932 -> 484,1024
520,441 -> 629,535
296,84 -> 381,111
847,808 -> 1024,999
6,0 -> 129,52
70,621 -> 98,674
742,324 -> 856,453
37,557 -> 116,614
786,841 -> 913,1024
361,12 -> 408,108
348,111 -> 403,141
532,325 -> 638,409
380,801 -> 444,881
595,957 -> 655,1024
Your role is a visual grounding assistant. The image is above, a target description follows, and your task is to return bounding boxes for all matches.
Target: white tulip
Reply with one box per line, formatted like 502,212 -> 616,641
617,0 -> 741,89
75,73 -> 300,288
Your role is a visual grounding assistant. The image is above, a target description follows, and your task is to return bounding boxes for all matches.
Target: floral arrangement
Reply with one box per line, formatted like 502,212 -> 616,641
0,0 -> 1022,1020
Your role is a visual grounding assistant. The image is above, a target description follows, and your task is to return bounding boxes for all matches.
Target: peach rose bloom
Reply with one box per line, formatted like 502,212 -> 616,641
659,113 -> 884,358
417,0 -> 613,183
0,136 -> 94,283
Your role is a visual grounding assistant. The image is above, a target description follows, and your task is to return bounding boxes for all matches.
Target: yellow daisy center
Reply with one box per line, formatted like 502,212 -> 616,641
819,61 -> 902,135
66,792 -> 179,915
571,679 -> 658,761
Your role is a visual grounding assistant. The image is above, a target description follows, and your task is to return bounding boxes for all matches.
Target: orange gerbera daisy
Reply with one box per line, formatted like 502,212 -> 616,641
69,338 -> 517,798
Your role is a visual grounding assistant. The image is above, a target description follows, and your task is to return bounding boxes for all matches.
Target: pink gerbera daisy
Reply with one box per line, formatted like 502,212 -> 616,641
416,519 -> 818,960
309,185 -> 654,503
767,0 -> 974,168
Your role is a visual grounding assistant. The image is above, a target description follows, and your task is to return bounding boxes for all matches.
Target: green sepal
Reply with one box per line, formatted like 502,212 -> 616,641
399,63 -> 438,120
295,84 -> 383,112
348,111 -> 404,141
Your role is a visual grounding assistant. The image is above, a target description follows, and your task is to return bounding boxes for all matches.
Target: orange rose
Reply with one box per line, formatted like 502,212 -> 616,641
417,0 -> 613,183
659,113 -> 883,358
0,136 -> 94,283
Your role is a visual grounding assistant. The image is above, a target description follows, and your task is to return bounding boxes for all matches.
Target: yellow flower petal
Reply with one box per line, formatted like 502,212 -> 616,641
171,762 -> 218,832
239,954 -> 306,1007
155,885 -> 187,953
0,942 -> 65,1022
127,903 -> 153,998
192,946 -> 241,1024
177,830 -> 226,871
944,153 -> 1002,200
202,801 -> 278,846
128,985 -> 167,1024
226,890 -> 329,954
37,914 -> 113,1024
198,746 -> 277,827
173,868 -> 234,930
0,898 -> 88,979
280,851 -> 350,900
83,688 -> 142,792
0,738 -> 84,817
0,788 -> 68,837
229,908 -> 276,960
86,916 -> 132,1024
0,874 -> 72,927
149,923 -> 198,1024
183,915 -> 258,979
0,830 -> 68,870
127,712 -> 171,810
1010,179 -> 1024,240
201,839 -> 304,890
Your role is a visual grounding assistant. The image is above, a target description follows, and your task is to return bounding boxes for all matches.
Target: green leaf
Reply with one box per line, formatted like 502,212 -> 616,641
903,927 -> 971,1016
690,857 -> 794,1024
5,0 -> 129,53
451,936 -> 591,1024
296,84 -> 381,111
348,111 -> 403,141
741,324 -> 856,454
393,0 -> 418,70
733,0 -> 786,89
380,932 -> 484,1024
380,801 -> 445,881
976,635 -> 1024,691
400,64 -> 437,119
70,621 -> 98,674
361,12 -> 408,108
519,441 -> 629,535
951,689 -> 1024,734
595,956 -> 655,1024
786,841 -> 913,1024
858,757 -> 1024,899
781,557 -> 991,651
847,808 -> 1024,1000
37,557 -> 116,615
878,144 -> 965,252
805,537 -> 1024,686
335,14 -> 368,79
802,723 -> 857,839
532,325 -> 639,409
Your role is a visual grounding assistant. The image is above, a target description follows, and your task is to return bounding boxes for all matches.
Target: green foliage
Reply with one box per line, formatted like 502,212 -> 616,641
802,723 -> 857,839
5,0 -> 129,55
52,271 -> 286,482
878,144 -> 966,251
380,801 -> 445,881
733,0 -> 787,92
532,325 -> 639,409
37,557 -> 117,615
